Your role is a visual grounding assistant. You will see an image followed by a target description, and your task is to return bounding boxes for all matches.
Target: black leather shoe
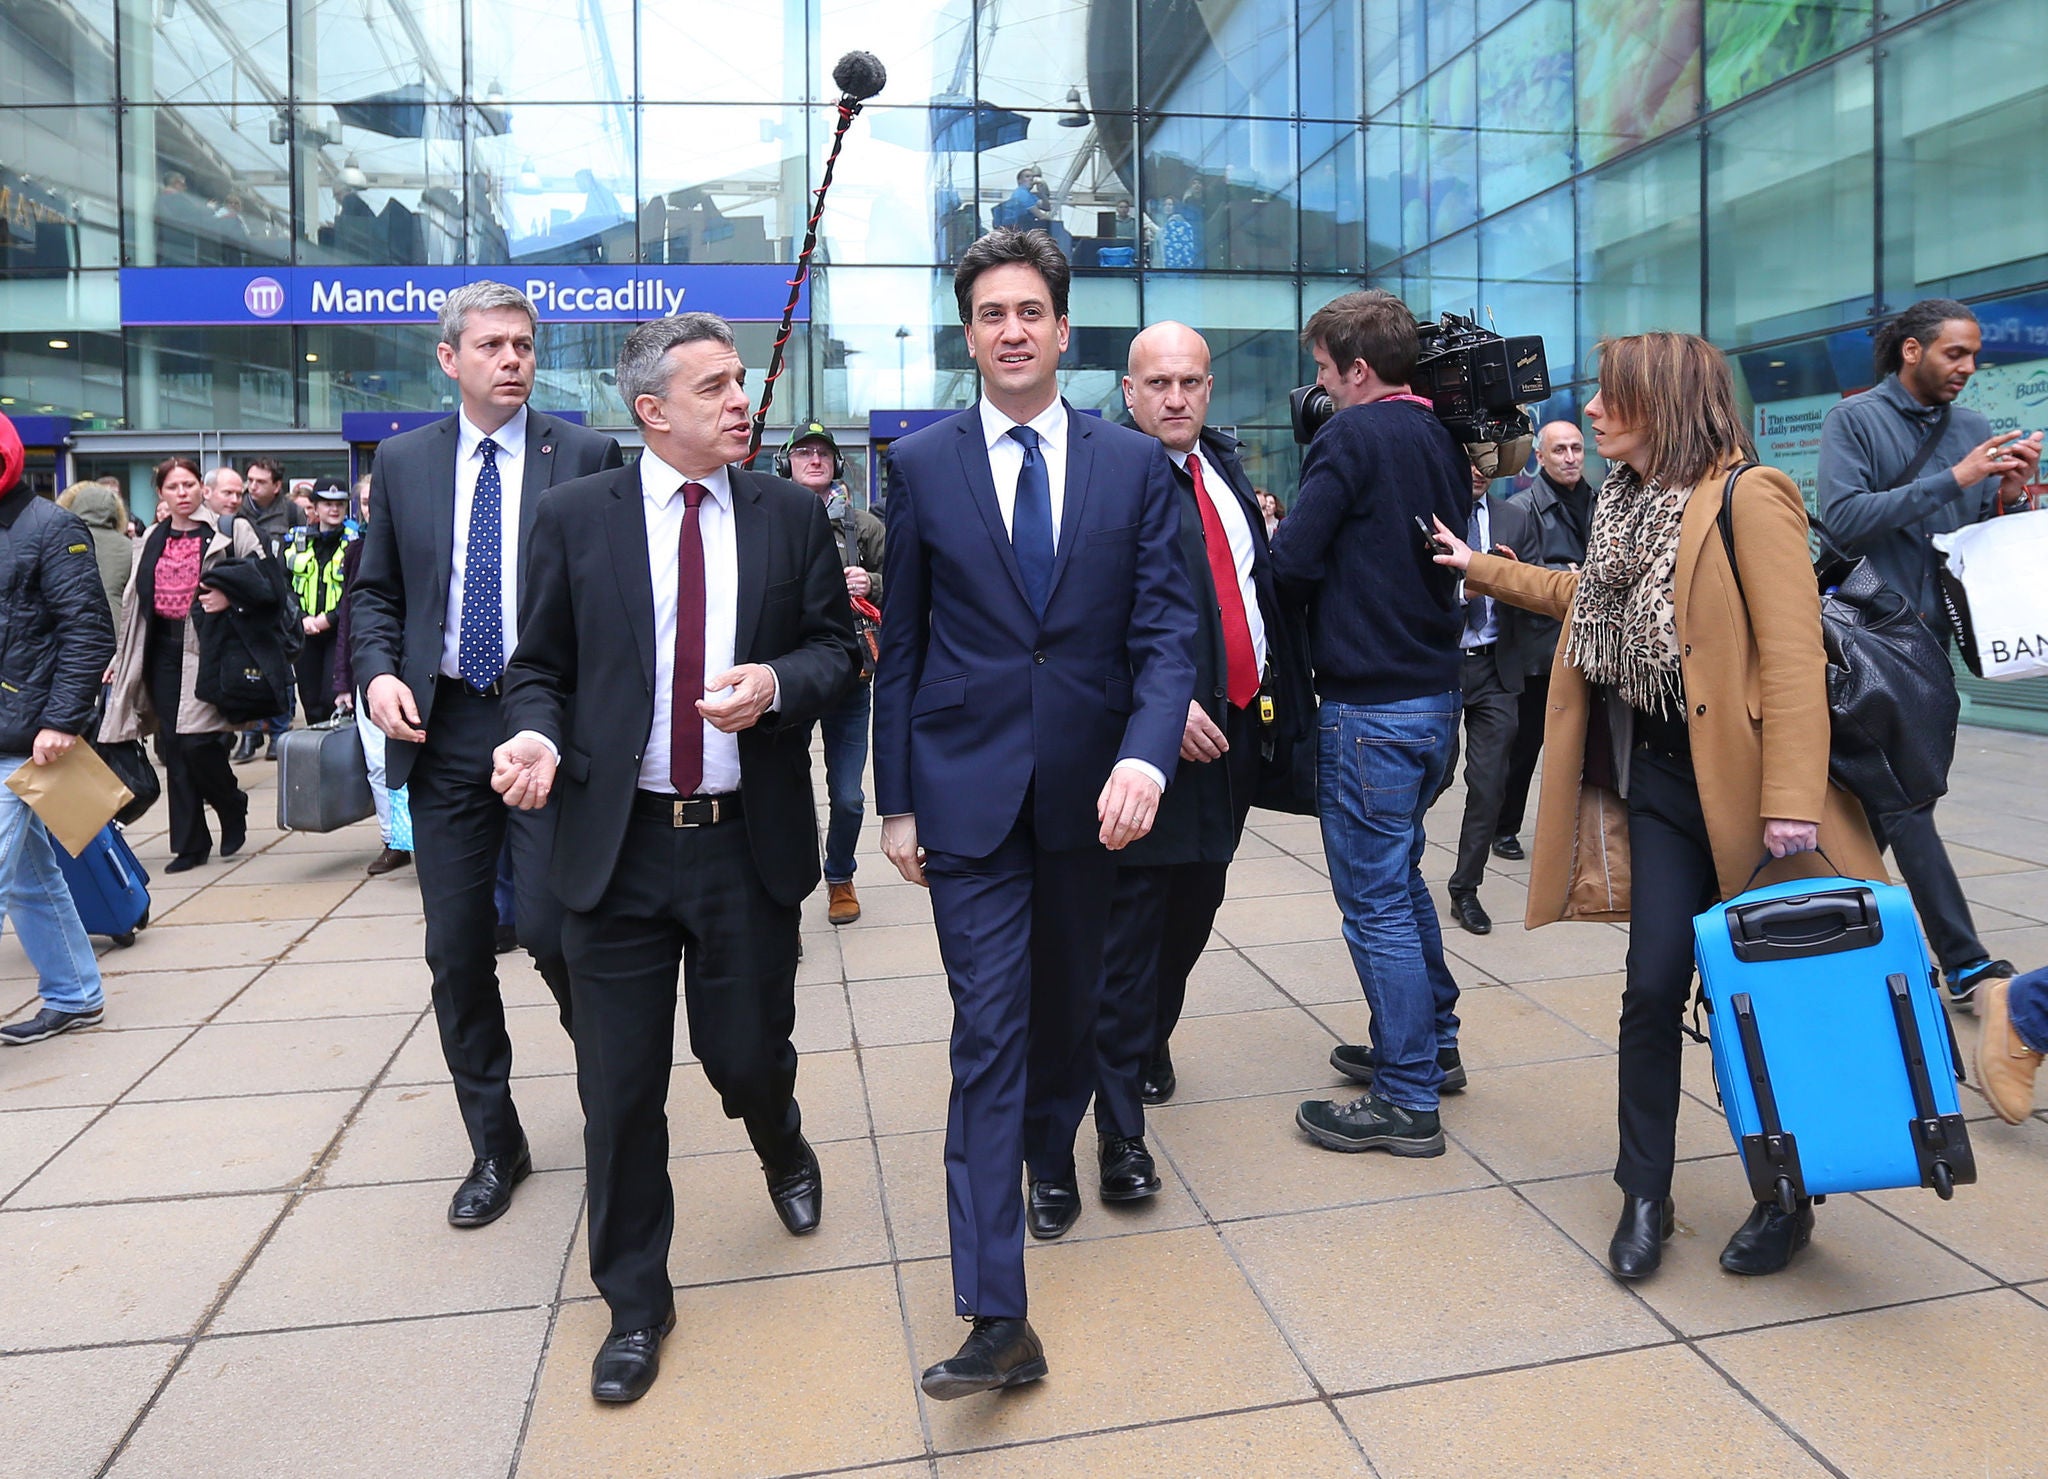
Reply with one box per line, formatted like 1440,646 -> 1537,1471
1491,834 -> 1524,861
1329,1043 -> 1468,1094
919,1316 -> 1047,1401
1027,1176 -> 1082,1240
1138,1043 -> 1177,1105
1719,1196 -> 1814,1276
1448,891 -> 1492,935
765,1137 -> 823,1235
164,853 -> 208,874
447,1141 -> 532,1227
220,808 -> 248,858
1608,1194 -> 1675,1280
591,1308 -> 676,1403
1097,1134 -> 1161,1202
493,924 -> 518,955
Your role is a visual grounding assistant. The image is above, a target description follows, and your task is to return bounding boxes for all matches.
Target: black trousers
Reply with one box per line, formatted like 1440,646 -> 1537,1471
1446,649 -> 1520,896
407,679 -> 570,1160
926,800 -> 1116,1319
148,618 -> 246,861
1094,701 -> 1257,1139
293,629 -> 340,725
1869,802 -> 1986,976
563,806 -> 801,1334
1496,672 -> 1549,839
1617,747 -> 1721,1200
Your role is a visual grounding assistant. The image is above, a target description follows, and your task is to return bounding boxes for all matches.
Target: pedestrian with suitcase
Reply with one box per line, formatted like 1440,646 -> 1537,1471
1431,332 -> 1887,1281
0,411 -> 119,1046
101,458 -> 260,873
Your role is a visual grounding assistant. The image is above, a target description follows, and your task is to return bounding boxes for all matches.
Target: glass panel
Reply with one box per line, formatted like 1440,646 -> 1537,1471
1362,0 -> 1407,115
639,106 -> 805,266
811,268 -> 960,421
979,0 -> 1131,115
0,106 -> 121,271
127,324 -> 294,428
1427,0 -> 1476,71
1142,274 -> 1301,489
978,111 -> 1142,270
0,266 -> 118,334
2,0 -> 117,103
816,0 -> 972,110
469,103 -> 635,265
1881,0 -> 2048,305
1424,51 -> 1478,240
1706,57 -> 1872,346
1576,0 -> 1700,166
289,0 -> 459,104
1139,0 -> 1293,119
1300,122 -> 1364,272
642,0 -> 802,102
299,128 -> 465,265
1142,115 -> 1294,271
473,0 -> 632,103
122,104 -> 291,266
1299,0 -> 1362,121
1479,185 -> 1576,383
828,107 -> 978,266
112,0 -> 287,105
1057,271 -> 1137,413
1704,0 -> 1871,109
1477,0 -> 1573,216
1364,112 -> 1403,268
1416,227 -> 1478,321
300,318 -> 632,428
0,327 -> 125,423
1578,130 -> 1700,339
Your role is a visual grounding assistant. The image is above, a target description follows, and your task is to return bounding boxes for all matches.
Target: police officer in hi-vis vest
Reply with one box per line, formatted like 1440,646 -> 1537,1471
285,479 -> 357,724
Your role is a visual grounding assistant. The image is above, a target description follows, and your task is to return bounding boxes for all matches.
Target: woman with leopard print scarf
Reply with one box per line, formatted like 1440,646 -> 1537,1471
1431,331 -> 1884,1288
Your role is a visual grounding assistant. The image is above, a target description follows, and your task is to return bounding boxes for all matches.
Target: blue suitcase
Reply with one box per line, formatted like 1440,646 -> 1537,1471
54,823 -> 152,948
1693,873 -> 1974,1210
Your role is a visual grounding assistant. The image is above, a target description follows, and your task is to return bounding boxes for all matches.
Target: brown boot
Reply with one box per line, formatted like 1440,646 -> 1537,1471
827,881 -> 861,925
1976,977 -> 2044,1125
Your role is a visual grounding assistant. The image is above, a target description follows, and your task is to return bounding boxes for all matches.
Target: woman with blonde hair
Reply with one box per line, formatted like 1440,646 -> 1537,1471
1431,333 -> 1885,1281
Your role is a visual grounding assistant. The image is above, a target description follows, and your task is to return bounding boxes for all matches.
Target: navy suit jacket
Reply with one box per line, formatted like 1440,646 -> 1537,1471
873,402 -> 1198,858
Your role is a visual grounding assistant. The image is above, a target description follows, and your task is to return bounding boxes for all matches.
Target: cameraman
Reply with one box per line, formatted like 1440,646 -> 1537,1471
1272,290 -> 1471,1159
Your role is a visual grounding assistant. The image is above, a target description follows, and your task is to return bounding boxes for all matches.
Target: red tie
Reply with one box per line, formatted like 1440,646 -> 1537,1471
1187,453 -> 1260,710
670,481 -> 708,795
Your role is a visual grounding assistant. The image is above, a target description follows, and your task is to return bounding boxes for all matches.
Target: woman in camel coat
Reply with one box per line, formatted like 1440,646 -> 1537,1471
1433,332 -> 1883,1284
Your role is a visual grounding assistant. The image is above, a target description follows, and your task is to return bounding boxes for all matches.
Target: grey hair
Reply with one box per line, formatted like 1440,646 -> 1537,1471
616,313 -> 737,427
202,464 -> 240,488
437,280 -> 537,350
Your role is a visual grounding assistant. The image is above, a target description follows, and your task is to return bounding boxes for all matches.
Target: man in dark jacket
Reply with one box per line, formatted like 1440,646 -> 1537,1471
1093,323 -> 1312,1192
0,412 -> 120,1046
1493,419 -> 1591,860
1816,298 -> 2042,1009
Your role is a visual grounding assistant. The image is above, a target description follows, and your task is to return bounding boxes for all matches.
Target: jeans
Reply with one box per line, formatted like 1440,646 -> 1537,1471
820,679 -> 872,884
0,756 -> 105,1014
1316,694 -> 1463,1110
2009,966 -> 2048,1054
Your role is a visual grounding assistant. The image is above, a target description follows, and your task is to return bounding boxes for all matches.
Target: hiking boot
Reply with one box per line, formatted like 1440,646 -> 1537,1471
1295,1091 -> 1445,1156
827,881 -> 861,925
1329,1043 -> 1467,1093
1975,977 -> 2044,1125
1,1005 -> 105,1046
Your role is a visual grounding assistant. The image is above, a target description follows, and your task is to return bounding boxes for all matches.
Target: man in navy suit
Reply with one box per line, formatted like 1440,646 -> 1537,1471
873,229 -> 1197,1400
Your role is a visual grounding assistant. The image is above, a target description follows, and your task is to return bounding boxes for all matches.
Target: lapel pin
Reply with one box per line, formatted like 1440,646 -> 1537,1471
540,444 -> 552,454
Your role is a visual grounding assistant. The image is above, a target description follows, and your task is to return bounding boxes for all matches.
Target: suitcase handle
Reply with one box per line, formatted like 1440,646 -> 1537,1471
1885,973 -> 1977,1199
1725,886 -> 1882,964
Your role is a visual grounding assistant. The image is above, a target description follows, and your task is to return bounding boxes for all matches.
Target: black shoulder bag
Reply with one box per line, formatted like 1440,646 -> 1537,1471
1717,463 -> 1959,819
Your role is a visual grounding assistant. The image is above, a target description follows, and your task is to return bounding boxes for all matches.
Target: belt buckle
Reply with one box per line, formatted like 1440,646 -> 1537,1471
671,796 -> 721,828
672,798 -> 697,828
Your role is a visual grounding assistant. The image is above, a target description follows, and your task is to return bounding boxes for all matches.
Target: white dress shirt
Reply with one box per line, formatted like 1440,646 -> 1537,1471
441,403 -> 528,679
1169,445 -> 1268,675
978,396 -> 1069,547
638,450 -> 743,795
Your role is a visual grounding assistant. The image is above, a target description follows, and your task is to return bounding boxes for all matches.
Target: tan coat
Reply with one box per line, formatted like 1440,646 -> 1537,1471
1464,462 -> 1885,927
102,509 -> 268,742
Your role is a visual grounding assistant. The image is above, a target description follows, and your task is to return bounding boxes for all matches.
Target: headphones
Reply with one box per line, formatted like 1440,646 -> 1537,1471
774,427 -> 845,482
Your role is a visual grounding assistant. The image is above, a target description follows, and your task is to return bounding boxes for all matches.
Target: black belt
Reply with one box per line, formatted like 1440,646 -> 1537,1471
1462,642 -> 1496,657
631,789 -> 745,827
437,673 -> 502,699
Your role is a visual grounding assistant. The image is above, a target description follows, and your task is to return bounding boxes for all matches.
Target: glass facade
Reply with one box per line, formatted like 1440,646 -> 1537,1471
3,0 -> 2045,718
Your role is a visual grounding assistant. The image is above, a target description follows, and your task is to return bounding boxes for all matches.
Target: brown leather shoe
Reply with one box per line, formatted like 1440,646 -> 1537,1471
1976,977 -> 2043,1125
365,847 -> 412,877
827,881 -> 861,925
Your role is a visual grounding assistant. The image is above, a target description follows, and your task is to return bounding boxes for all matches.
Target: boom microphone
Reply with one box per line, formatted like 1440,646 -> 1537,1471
832,50 -> 888,104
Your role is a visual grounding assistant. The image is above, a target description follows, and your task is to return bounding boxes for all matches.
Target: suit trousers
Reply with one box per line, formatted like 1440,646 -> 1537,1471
1616,746 -> 1722,1200
1094,702 -> 1259,1140
1496,672 -> 1549,840
1447,648 -> 1521,896
407,679 -> 570,1159
926,802 -> 1116,1319
148,618 -> 246,861
562,808 -> 802,1334
1869,801 -> 1987,977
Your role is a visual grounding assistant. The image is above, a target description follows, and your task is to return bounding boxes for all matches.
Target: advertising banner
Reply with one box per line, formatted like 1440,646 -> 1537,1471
118,264 -> 807,327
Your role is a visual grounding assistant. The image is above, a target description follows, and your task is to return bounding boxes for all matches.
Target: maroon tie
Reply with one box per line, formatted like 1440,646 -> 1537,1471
670,481 -> 709,795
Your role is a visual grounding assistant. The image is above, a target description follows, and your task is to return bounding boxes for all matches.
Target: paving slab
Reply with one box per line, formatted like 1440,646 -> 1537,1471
0,1104 -> 96,1201
0,1343 -> 181,1479
933,1403 -> 1371,1477
127,1014 -> 414,1100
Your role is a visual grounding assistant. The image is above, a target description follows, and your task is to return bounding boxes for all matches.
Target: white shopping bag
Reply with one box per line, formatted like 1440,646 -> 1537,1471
1934,508 -> 2048,681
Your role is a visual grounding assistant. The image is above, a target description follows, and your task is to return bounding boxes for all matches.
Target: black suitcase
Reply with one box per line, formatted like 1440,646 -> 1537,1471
275,718 -> 375,832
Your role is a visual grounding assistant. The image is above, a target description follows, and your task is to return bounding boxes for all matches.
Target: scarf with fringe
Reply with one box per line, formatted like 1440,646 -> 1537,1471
1564,464 -> 1690,717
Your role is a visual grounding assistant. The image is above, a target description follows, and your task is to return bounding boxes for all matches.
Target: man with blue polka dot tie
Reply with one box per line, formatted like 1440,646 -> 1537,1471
351,281 -> 624,1232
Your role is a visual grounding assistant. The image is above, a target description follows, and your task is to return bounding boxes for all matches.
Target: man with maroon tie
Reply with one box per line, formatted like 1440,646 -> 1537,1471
1092,321 -> 1312,1179
493,313 -> 860,1405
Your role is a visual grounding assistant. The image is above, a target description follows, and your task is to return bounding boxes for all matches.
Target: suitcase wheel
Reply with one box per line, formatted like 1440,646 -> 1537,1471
110,931 -> 136,948
1775,1175 -> 1797,1216
138,908 -> 150,930
1932,1161 -> 1955,1201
